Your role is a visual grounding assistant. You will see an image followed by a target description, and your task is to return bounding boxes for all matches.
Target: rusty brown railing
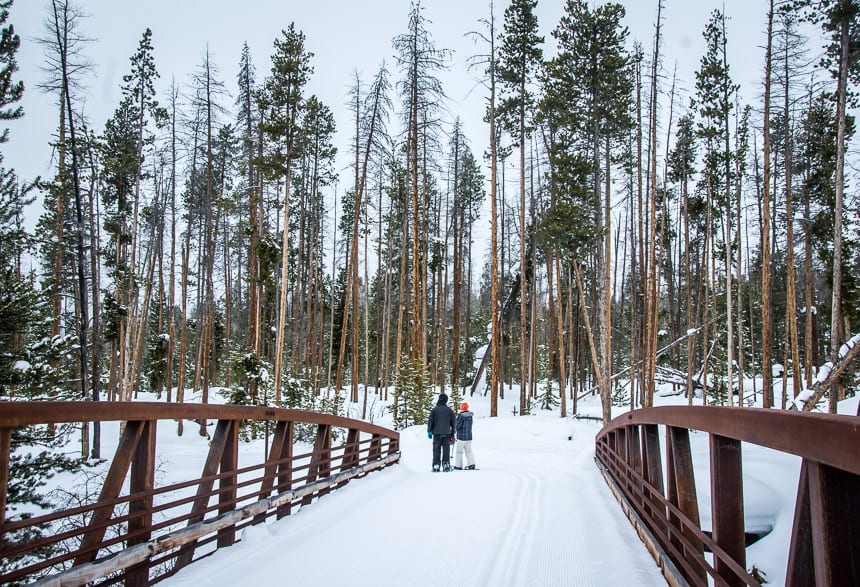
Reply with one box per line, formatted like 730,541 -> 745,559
595,406 -> 860,587
0,402 -> 400,586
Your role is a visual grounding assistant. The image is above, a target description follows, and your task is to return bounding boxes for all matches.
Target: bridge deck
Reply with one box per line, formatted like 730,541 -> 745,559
164,415 -> 665,586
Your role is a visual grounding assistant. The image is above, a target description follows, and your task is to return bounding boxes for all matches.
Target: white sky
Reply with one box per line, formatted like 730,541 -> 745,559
6,1 -> 795,232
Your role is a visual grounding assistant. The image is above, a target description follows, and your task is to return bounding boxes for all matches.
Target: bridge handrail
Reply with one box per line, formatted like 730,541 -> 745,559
594,406 -> 860,587
0,400 -> 397,435
0,401 -> 401,586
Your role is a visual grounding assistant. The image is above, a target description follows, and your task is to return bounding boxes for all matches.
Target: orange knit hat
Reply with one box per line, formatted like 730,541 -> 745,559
460,402 -> 469,411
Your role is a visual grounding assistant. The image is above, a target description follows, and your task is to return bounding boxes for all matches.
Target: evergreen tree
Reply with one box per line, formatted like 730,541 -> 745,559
0,3 -> 86,572
790,0 -> 860,411
256,23 -> 313,402
542,0 -> 633,421
390,355 -> 432,430
693,9 -> 737,404
498,0 -> 542,415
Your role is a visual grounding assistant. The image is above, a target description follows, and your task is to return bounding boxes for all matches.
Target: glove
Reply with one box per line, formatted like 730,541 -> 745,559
450,436 -> 455,445
427,432 -> 432,439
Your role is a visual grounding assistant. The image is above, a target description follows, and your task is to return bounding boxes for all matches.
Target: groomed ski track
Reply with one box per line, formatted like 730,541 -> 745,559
165,415 -> 665,586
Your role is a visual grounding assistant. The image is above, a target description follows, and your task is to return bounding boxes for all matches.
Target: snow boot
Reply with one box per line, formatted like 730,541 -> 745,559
442,463 -> 452,472
466,464 -> 476,470
453,466 -> 463,470
432,465 -> 440,472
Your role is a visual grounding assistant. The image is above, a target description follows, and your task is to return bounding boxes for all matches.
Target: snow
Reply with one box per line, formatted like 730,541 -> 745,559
12,360 -> 30,372
839,332 -> 860,358
814,362 -> 832,385
163,409 -> 665,586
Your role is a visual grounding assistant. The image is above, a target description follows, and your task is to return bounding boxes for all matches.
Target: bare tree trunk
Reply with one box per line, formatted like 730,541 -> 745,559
720,15 -> 735,406
783,50 -> 801,400
601,136 -> 611,421
828,16 -> 850,413
803,85 -> 815,389
489,12 -> 500,417
761,0 -> 775,408
554,257 -> 567,418
166,83 -> 178,404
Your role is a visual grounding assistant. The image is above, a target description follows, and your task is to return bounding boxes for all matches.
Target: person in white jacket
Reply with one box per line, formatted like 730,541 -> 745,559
453,402 -> 476,470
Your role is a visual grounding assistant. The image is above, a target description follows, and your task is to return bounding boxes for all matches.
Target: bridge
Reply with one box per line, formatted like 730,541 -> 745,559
1,402 -> 858,586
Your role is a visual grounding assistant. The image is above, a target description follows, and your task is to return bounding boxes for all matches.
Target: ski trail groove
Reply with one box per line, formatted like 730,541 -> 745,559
478,471 -> 530,585
510,470 -> 542,585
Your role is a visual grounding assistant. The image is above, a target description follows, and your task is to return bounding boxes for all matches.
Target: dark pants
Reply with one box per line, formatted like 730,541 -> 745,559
432,435 -> 451,467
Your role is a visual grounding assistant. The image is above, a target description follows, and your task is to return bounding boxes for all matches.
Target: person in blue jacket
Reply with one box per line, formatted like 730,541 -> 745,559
427,393 -> 455,472
454,402 -> 476,470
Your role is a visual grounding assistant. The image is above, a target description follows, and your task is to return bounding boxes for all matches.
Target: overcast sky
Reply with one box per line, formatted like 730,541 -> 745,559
5,0 -> 822,241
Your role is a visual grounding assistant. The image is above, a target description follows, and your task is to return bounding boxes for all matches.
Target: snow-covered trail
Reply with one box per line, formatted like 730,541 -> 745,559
164,416 -> 665,586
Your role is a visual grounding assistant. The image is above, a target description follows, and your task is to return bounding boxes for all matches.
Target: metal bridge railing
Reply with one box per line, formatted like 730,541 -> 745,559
594,406 -> 860,587
0,402 -> 400,586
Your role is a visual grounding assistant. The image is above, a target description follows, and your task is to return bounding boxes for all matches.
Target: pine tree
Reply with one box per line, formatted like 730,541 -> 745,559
390,354 -> 432,430
0,2 -> 86,569
498,0 -> 543,416
543,0 -> 633,421
256,24 -> 313,403
235,43 -> 262,392
694,9 -> 737,405
790,0 -> 860,411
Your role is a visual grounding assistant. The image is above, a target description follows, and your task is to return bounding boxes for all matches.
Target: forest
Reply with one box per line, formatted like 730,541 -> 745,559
0,0 -> 858,465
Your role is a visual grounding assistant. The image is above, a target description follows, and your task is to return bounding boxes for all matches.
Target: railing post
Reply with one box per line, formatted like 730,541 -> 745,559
668,425 -> 705,584
642,424 -> 665,533
806,460 -> 860,586
342,429 -> 360,470
337,429 -> 361,489
75,420 -> 146,566
303,424 -> 332,506
616,427 -> 627,465
256,420 -> 294,523
368,433 -> 382,463
217,419 -> 239,548
176,418 -> 235,569
386,433 -> 399,459
709,434 -> 745,587
786,460 -> 814,587
125,420 -> 156,587
627,425 -> 643,510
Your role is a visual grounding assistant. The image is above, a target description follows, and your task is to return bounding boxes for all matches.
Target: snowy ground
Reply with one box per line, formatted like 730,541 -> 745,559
163,408 -> 665,586
160,383 -> 858,587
